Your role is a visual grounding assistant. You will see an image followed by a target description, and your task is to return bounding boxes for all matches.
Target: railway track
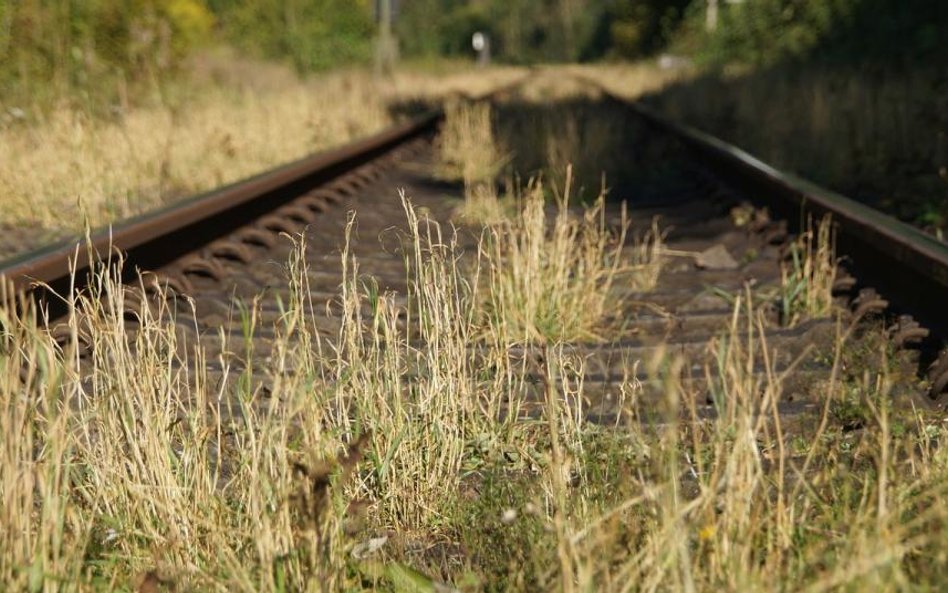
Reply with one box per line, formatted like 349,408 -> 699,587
2,74 -> 947,426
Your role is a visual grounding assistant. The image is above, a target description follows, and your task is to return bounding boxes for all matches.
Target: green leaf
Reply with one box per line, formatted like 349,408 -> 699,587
28,556 -> 43,593
359,560 -> 454,593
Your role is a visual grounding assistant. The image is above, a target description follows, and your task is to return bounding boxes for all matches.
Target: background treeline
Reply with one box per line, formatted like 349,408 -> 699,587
397,0 -> 948,65
0,0 -> 375,104
395,0 -> 691,63
674,0 -> 948,66
2,0 -> 946,109
0,0 -> 215,102
3,0 -> 945,87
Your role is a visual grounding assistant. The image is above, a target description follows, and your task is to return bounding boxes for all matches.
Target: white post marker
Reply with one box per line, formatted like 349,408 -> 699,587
472,31 -> 491,66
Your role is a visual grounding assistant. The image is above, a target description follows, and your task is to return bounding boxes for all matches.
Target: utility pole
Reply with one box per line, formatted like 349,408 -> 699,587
706,0 -> 719,32
376,0 -> 398,75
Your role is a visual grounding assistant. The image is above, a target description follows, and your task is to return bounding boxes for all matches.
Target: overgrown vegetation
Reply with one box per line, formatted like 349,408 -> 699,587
482,175 -> 631,343
5,0 -> 943,241
2,184 -> 944,590
3,2 -> 946,590
437,103 -> 659,344
436,99 -> 512,225
0,56 -> 534,261
437,100 -> 506,193
0,64 -> 391,258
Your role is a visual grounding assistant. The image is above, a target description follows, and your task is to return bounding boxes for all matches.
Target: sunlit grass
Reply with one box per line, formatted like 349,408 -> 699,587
0,60 -> 531,261
1,59 -> 944,593
482,173 -> 632,343
1,189 -> 944,591
436,100 -> 508,192
0,69 -> 391,255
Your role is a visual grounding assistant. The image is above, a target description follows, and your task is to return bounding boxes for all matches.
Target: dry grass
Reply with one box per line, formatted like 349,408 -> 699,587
1,188 -> 945,591
561,62 -> 695,102
436,99 -> 514,226
0,58 -> 531,261
541,295 -> 948,592
484,64 -> 687,205
627,218 -> 666,292
326,195 -> 511,529
436,100 -> 507,191
454,183 -> 513,226
482,172 -> 631,343
0,198 -> 489,588
0,69 -> 391,251
1,272 -> 352,590
3,59 -> 946,592
383,62 -> 530,102
436,90 -> 667,342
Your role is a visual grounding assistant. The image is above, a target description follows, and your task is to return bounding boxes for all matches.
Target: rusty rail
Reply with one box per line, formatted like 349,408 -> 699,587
0,71 -> 538,317
631,101 -> 948,338
576,79 -> 948,340
0,110 -> 440,314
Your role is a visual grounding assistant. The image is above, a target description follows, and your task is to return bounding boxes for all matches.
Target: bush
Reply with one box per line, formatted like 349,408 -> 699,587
674,0 -> 948,67
0,0 -> 213,106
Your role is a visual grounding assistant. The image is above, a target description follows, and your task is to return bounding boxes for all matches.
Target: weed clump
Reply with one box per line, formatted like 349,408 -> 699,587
780,214 -> 837,326
481,172 -> 635,343
437,100 -> 513,225
437,100 -> 506,191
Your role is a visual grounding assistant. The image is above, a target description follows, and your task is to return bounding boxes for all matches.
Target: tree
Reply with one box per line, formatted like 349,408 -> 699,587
214,0 -> 375,72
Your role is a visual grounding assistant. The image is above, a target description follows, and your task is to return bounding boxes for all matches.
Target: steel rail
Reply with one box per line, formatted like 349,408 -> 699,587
583,81 -> 948,339
0,110 -> 440,313
0,72 -> 537,317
